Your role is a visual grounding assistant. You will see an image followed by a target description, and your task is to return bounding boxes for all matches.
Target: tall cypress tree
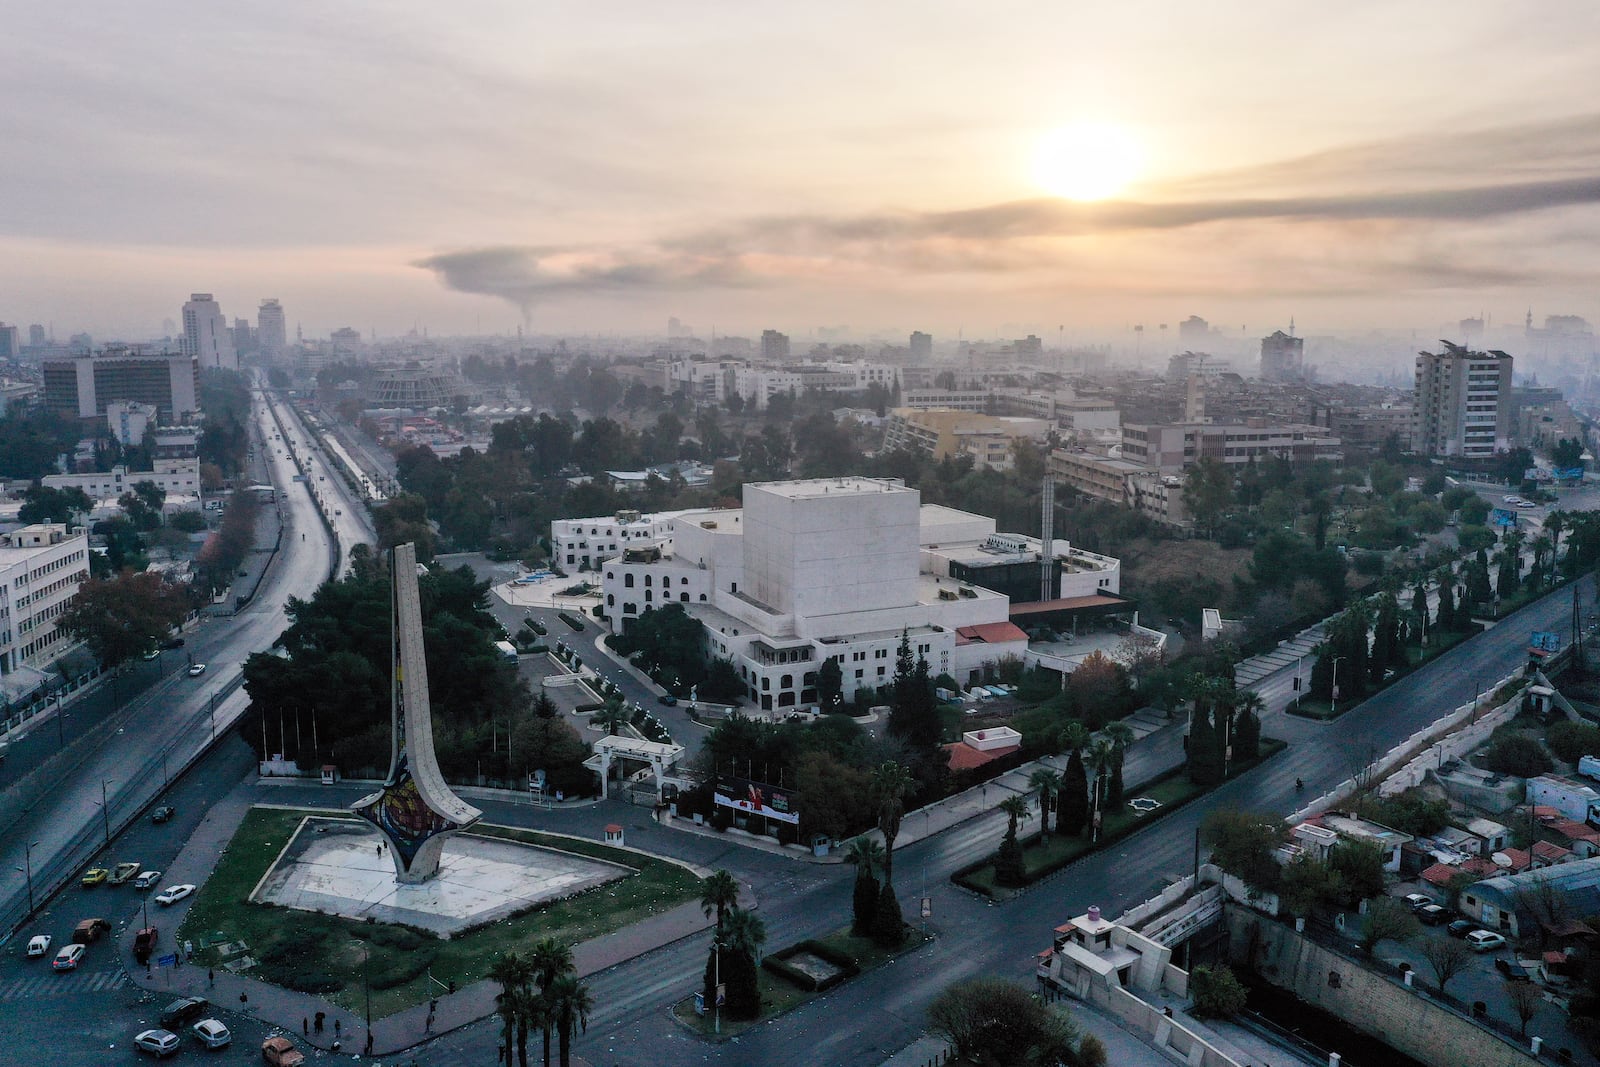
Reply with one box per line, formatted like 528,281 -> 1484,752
1437,580 -> 1457,634
1411,583 -> 1430,640
1187,701 -> 1223,786
1059,749 -> 1089,837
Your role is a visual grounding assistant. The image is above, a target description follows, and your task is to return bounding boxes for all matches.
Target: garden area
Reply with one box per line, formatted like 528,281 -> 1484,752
178,807 -> 704,1017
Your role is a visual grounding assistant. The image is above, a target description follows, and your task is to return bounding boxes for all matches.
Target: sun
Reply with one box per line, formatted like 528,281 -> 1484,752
1032,122 -> 1143,201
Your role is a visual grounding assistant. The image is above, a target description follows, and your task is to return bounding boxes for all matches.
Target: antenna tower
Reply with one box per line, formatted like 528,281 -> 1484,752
1040,475 -> 1055,601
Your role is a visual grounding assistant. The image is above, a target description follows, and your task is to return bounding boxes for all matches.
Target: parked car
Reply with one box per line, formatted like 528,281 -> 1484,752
1495,958 -> 1532,981
26,934 -> 52,958
1401,893 -> 1432,912
134,926 -> 159,964
80,868 -> 108,887
261,1035 -> 306,1067
1447,919 -> 1478,939
135,1029 -> 181,1058
192,1019 -> 232,1049
154,884 -> 196,906
152,806 -> 176,824
1466,930 -> 1508,952
657,694 -> 678,706
160,997 -> 210,1030
1417,904 -> 1449,926
53,944 -> 85,971
134,870 -> 163,890
109,862 -> 142,886
160,637 -> 185,650
72,918 -> 110,944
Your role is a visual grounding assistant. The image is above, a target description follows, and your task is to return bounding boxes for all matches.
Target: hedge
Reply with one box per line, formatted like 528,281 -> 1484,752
762,940 -> 861,993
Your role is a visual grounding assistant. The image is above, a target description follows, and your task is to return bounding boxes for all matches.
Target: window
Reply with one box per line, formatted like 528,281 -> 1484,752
681,577 -> 689,586
644,590 -> 652,602
700,593 -> 707,601
606,594 -> 614,606
681,593 -> 689,602
781,674 -> 792,689
855,669 -> 864,679
624,573 -> 634,588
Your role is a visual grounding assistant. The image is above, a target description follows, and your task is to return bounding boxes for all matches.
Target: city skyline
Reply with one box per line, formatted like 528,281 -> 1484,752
4,2 -> 1599,339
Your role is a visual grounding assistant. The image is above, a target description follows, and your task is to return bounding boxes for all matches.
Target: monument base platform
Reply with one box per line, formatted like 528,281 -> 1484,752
252,817 -> 630,938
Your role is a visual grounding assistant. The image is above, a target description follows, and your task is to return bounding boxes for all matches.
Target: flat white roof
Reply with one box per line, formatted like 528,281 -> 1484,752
748,477 -> 913,500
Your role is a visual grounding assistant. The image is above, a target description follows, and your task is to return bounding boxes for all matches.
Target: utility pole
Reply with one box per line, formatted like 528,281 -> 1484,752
100,778 -> 114,849
15,840 -> 38,915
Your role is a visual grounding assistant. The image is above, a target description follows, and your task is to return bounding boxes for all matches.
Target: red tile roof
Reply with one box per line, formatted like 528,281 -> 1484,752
1550,818 -> 1600,843
1496,847 -> 1532,872
944,740 -> 1020,771
1420,863 -> 1458,887
954,622 -> 1029,645
1533,841 -> 1574,861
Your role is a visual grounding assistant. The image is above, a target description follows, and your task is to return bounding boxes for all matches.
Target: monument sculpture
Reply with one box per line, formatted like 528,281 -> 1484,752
353,542 -> 482,882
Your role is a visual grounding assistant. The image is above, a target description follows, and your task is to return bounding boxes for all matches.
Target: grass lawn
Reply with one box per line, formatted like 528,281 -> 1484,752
179,806 -> 703,1018
957,739 -> 1287,898
671,927 -> 932,1039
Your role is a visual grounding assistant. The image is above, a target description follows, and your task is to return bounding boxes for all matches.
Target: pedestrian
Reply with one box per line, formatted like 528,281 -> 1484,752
365,1033 -> 374,1056
302,1018 -> 309,1036
376,843 -> 381,856
208,968 -> 214,988
334,1019 -> 341,1038
314,1011 -> 325,1034
425,1013 -> 434,1033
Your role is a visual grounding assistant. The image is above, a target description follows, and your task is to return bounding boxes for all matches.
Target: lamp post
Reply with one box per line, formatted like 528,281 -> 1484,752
1330,655 -> 1347,712
14,839 -> 38,916
99,778 -> 114,849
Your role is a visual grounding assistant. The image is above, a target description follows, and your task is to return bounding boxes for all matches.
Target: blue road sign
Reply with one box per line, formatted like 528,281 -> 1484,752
157,953 -> 179,968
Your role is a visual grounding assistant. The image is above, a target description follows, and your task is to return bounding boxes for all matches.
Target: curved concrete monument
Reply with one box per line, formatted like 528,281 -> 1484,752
353,542 -> 481,883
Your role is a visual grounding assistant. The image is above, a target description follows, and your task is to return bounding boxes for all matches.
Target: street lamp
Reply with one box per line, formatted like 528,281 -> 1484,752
352,939 -> 372,1049
1330,655 -> 1347,711
99,778 -> 115,849
14,839 -> 39,916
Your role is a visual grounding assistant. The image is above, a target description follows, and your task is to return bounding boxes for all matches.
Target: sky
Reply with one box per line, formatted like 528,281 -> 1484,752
4,1 -> 1600,343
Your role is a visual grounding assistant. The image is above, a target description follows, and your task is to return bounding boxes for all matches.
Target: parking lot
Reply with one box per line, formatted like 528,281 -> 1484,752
1372,885 -> 1596,1063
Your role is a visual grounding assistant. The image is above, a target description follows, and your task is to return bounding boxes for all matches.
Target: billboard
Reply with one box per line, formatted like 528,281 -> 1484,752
713,775 -> 800,825
1557,467 -> 1586,481
1490,508 -> 1517,528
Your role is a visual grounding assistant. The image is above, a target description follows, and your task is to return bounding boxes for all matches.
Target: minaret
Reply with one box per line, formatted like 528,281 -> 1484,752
353,543 -> 482,883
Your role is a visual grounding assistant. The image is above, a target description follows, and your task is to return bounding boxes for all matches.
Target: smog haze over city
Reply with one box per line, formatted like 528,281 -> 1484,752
6,1 -> 1600,344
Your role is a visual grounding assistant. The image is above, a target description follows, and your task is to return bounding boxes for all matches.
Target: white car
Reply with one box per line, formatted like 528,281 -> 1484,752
25,934 -> 52,958
1466,929 -> 1507,952
133,870 -> 163,890
1516,500 -> 1537,509
192,1018 -> 232,1049
187,663 -> 207,677
154,884 -> 195,906
53,943 -> 85,971
1504,495 -> 1521,503
135,1029 -> 181,1058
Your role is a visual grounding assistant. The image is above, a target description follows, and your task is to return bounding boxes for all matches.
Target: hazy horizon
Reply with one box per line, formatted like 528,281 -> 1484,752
5,2 -> 1599,340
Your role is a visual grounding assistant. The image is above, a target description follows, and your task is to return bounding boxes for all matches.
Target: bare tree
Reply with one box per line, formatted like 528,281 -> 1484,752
1505,979 -> 1542,1037
1358,897 -> 1420,954
1419,937 -> 1473,995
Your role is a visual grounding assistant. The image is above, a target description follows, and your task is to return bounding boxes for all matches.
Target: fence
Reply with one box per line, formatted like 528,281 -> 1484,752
0,664 -> 106,742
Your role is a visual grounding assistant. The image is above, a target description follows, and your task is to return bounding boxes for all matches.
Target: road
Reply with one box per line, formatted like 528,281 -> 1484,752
0,384 -> 371,940
387,574 -> 1597,1067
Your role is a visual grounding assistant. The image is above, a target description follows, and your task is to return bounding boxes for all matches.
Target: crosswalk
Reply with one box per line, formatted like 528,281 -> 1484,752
0,968 -> 129,1001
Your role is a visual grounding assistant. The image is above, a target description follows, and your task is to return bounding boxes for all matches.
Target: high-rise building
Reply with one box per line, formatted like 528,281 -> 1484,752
257,299 -> 287,358
0,524 -> 91,675
180,293 -> 237,370
0,323 -> 18,360
909,331 -> 933,362
1259,329 -> 1304,381
28,324 -> 46,348
760,329 -> 790,362
1411,341 -> 1513,458
42,347 -> 200,426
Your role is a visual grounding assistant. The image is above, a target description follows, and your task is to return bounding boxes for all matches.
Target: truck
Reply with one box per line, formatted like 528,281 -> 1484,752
1580,755 -> 1600,785
1526,774 -> 1600,826
494,640 -> 519,663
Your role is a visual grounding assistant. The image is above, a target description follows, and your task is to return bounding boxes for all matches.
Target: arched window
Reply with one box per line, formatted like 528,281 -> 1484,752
680,593 -> 689,602
645,574 -> 653,587
624,573 -> 634,588
607,594 -> 615,606
699,593 -> 708,601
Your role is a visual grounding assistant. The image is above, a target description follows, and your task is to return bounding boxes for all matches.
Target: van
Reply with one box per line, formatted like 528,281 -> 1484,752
159,997 -> 210,1030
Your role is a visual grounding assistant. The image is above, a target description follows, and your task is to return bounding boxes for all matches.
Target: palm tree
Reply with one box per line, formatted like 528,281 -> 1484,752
488,952 -> 534,1067
700,869 -> 739,933
547,974 -> 593,1067
843,835 -> 885,878
719,906 -> 769,1019
998,794 -> 1032,838
1057,720 -> 1089,755
527,939 -> 574,1067
1028,768 -> 1060,838
722,905 -> 768,965
870,761 -> 914,889
598,696 -> 629,736
843,835 -> 885,935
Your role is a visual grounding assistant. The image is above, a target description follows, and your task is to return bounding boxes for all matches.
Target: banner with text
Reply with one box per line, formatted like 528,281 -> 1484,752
713,775 -> 800,825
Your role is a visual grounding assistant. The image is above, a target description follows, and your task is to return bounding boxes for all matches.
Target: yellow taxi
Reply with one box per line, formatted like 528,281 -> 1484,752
80,868 -> 109,887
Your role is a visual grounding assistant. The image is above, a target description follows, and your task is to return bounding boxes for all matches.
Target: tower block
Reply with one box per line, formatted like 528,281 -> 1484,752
352,542 -> 482,883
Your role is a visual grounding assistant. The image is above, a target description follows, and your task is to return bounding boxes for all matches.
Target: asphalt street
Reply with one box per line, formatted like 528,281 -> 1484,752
0,385 -> 368,940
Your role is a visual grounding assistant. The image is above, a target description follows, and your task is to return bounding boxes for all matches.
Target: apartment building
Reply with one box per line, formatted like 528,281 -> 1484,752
881,408 -> 1051,470
1411,342 -> 1513,458
0,524 -> 91,674
42,347 -> 201,427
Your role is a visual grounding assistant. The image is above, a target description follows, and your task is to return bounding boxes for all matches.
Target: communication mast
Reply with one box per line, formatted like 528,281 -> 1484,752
1040,475 -> 1055,602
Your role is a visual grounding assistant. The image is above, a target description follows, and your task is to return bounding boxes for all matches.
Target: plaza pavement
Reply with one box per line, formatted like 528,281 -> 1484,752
122,777 -> 742,1057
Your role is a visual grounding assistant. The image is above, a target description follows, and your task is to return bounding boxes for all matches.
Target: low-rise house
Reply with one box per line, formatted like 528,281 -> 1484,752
1532,841 -> 1576,869
1459,856 -> 1600,939
1318,813 -> 1415,872
1465,818 -> 1510,854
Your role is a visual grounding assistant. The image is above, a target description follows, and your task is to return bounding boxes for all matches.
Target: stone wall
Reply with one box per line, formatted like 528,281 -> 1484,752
1224,904 -> 1531,1067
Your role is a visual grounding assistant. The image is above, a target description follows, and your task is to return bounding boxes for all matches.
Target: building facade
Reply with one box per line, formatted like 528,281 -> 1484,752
582,479 -> 1056,707
882,408 -> 1051,470
42,348 -> 200,427
181,293 -> 238,371
1411,342 -> 1513,458
1259,329 -> 1304,381
257,299 -> 287,358
0,524 -> 91,674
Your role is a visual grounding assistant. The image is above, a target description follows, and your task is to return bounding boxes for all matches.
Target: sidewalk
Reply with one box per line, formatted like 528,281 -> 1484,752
127,778 -> 731,1057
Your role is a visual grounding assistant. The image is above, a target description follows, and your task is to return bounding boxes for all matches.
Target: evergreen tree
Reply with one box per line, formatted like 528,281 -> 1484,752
1310,643 -> 1335,701
1410,582 -> 1430,641
871,882 -> 906,947
1369,593 -> 1400,683
1059,749 -> 1089,836
1436,578 -> 1457,633
1187,701 -> 1224,786
1497,550 -> 1520,599
852,871 -> 880,936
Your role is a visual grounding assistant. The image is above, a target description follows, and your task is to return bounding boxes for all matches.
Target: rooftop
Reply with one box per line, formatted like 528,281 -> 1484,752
748,477 -> 913,500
